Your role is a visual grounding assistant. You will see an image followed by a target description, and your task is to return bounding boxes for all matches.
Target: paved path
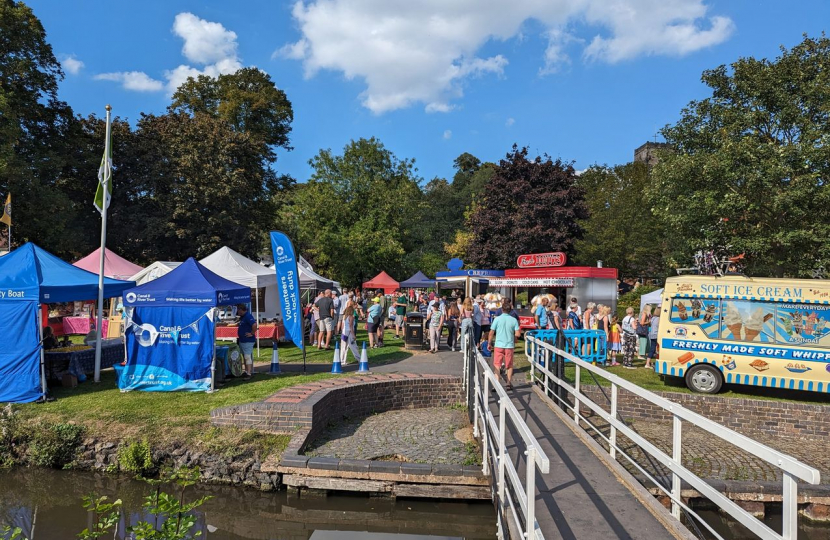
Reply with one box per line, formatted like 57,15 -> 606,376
306,407 -> 473,464
373,347 -> 679,539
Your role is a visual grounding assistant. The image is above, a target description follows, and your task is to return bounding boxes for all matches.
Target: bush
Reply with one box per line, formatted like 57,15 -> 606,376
0,405 -> 24,467
117,439 -> 153,475
617,285 -> 661,319
26,422 -> 85,468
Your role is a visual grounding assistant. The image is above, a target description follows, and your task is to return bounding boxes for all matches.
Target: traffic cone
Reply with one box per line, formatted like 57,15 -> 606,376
269,342 -> 281,374
331,340 -> 343,374
357,342 -> 371,374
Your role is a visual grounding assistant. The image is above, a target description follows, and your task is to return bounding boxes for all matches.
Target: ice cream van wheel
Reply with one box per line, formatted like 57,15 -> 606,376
685,364 -> 723,394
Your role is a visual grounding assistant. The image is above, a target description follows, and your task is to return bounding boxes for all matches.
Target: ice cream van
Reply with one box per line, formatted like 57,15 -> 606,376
658,275 -> 830,394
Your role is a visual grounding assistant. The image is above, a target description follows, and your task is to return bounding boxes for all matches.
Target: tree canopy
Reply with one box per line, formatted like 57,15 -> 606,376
651,34 -> 830,277
466,145 -> 587,269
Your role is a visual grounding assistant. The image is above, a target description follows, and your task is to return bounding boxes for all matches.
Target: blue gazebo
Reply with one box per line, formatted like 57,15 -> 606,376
119,257 -> 250,392
0,243 -> 134,403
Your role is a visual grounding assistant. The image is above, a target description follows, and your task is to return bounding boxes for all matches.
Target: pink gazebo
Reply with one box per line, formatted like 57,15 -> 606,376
73,248 -> 142,280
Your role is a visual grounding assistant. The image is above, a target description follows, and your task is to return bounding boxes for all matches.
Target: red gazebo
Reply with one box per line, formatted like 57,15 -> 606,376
363,271 -> 399,294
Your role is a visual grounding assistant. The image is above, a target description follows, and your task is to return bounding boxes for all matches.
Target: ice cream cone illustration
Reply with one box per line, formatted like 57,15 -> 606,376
675,302 -> 687,320
744,308 -> 765,341
724,303 -> 743,339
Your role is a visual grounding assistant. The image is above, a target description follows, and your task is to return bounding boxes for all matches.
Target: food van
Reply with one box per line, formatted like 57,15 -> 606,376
659,275 -> 830,394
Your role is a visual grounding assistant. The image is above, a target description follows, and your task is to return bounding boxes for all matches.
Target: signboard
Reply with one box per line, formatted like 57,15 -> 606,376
517,252 -> 566,268
270,231 -> 304,351
487,278 -> 574,288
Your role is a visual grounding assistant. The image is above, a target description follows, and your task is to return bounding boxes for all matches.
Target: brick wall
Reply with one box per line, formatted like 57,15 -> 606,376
579,386 -> 830,441
210,375 -> 464,445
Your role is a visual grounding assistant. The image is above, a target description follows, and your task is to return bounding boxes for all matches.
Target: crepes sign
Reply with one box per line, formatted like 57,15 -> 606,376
516,252 -> 566,268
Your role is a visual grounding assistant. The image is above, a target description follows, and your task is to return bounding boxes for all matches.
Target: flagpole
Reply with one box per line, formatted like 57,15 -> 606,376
93,105 -> 112,383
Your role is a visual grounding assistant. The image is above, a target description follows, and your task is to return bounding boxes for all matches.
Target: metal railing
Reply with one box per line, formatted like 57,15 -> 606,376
525,335 -> 821,540
463,331 -> 551,540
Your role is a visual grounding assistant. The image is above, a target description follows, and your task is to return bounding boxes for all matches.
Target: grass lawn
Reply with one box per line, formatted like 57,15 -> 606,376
17,327 -> 414,459
513,339 -> 830,405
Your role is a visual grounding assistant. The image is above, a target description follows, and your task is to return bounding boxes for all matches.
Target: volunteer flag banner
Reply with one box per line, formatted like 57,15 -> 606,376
93,125 -> 112,214
269,231 -> 304,351
0,193 -> 10,227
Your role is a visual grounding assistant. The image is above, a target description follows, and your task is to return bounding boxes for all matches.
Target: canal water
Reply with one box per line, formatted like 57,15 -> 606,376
0,469 -> 496,539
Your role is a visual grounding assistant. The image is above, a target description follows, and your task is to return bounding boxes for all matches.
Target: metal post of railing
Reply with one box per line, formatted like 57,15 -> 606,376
782,472 -> 797,540
574,364 -> 581,427
543,348 -> 550,397
529,338 -> 535,384
482,373 -> 490,476
498,397 -> 507,502
554,331 -> 567,411
610,383 -> 618,460
473,350 -> 480,439
672,413 -> 682,520
525,446 -> 537,539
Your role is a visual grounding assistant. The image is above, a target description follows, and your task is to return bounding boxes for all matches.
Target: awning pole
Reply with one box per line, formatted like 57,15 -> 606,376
210,309 -> 216,392
255,288 -> 261,358
39,304 -> 46,399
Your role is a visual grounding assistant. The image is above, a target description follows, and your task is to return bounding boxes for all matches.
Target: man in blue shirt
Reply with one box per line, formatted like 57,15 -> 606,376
534,297 -> 549,329
237,304 -> 257,378
488,298 -> 521,390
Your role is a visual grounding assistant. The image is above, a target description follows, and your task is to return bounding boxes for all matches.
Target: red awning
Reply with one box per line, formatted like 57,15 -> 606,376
363,271 -> 400,294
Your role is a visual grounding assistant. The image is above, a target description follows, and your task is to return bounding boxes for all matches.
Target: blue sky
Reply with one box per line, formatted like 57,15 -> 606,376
30,0 -> 830,183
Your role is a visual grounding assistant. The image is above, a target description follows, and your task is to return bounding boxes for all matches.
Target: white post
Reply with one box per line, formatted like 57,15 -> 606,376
671,414 -> 682,519
543,348 -> 550,397
610,383 -> 618,460
482,371 -> 490,476
210,309 -> 217,392
525,446 -> 537,539
498,397 -> 507,502
782,472 -> 797,540
93,105 -> 112,383
38,305 -> 46,398
255,289 -> 261,358
574,364 -> 581,426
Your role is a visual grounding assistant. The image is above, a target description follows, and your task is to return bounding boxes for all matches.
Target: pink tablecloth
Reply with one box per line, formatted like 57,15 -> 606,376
62,317 -> 91,335
61,317 -> 110,336
215,325 -> 281,340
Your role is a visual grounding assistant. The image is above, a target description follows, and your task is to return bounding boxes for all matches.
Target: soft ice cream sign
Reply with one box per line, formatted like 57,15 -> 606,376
698,283 -> 804,298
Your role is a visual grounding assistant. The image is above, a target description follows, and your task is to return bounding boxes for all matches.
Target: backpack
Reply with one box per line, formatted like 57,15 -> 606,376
568,311 -> 583,330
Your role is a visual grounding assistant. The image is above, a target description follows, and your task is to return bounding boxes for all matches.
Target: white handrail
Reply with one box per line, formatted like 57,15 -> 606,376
526,335 -> 820,540
464,332 -> 550,540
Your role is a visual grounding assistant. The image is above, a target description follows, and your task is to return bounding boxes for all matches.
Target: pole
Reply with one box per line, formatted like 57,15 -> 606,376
255,288 -> 261,358
38,305 -> 46,399
93,105 -> 112,383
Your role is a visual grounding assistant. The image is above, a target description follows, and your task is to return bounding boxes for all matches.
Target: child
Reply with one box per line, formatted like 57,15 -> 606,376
608,315 -> 621,366
480,337 -> 492,357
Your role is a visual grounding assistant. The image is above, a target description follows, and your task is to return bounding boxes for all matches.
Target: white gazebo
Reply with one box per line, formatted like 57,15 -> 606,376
129,261 -> 182,285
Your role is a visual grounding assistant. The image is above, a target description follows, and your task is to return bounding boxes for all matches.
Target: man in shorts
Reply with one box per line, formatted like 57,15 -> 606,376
488,298 -> 521,390
393,289 -> 407,338
315,289 -> 335,349
236,304 -> 257,378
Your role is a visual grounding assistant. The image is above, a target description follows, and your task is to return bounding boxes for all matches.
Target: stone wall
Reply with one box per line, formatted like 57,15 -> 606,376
210,374 -> 464,447
579,386 -> 830,441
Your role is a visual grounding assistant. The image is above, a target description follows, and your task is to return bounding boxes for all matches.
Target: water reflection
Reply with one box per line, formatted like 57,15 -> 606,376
0,469 -> 495,539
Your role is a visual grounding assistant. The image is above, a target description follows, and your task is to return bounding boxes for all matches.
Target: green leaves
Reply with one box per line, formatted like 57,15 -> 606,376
652,34 -> 830,277
78,495 -> 122,540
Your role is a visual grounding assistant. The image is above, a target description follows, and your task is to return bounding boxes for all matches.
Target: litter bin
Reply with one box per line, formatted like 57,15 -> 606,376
404,312 -> 424,350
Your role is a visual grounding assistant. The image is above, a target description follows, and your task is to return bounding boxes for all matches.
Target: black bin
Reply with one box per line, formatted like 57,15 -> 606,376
404,312 -> 425,350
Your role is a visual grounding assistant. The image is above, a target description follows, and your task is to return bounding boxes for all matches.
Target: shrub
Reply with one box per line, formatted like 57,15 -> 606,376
117,439 -> 154,475
0,405 -> 24,467
616,285 -> 661,318
26,422 -> 85,468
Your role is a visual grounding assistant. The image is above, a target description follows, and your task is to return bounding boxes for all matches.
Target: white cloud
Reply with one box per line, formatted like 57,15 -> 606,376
61,55 -> 84,75
95,12 -> 242,94
279,0 -> 733,113
443,129 -> 452,140
172,12 -> 239,65
94,71 -> 165,92
505,117 -> 515,127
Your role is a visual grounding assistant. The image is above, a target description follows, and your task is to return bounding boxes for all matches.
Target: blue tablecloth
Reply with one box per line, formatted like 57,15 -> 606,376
44,344 -> 125,381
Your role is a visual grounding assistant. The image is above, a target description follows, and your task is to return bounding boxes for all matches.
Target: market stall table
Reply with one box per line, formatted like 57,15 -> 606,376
215,324 -> 284,341
44,341 -> 125,381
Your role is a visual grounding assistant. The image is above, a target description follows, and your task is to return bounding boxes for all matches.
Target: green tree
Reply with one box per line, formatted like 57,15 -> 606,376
0,0 -> 80,253
113,112 -> 291,262
651,34 -> 830,277
169,67 -> 294,158
466,145 -> 587,269
574,162 -> 668,277
286,137 -> 423,285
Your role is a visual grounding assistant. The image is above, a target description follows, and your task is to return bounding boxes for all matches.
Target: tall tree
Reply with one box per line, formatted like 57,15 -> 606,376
651,35 -> 830,277
0,0 -> 79,253
574,162 -> 668,277
285,137 -> 423,285
169,67 -> 293,160
466,145 -> 587,269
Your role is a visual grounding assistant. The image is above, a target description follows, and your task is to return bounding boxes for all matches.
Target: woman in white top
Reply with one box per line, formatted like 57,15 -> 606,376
340,302 -> 361,365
